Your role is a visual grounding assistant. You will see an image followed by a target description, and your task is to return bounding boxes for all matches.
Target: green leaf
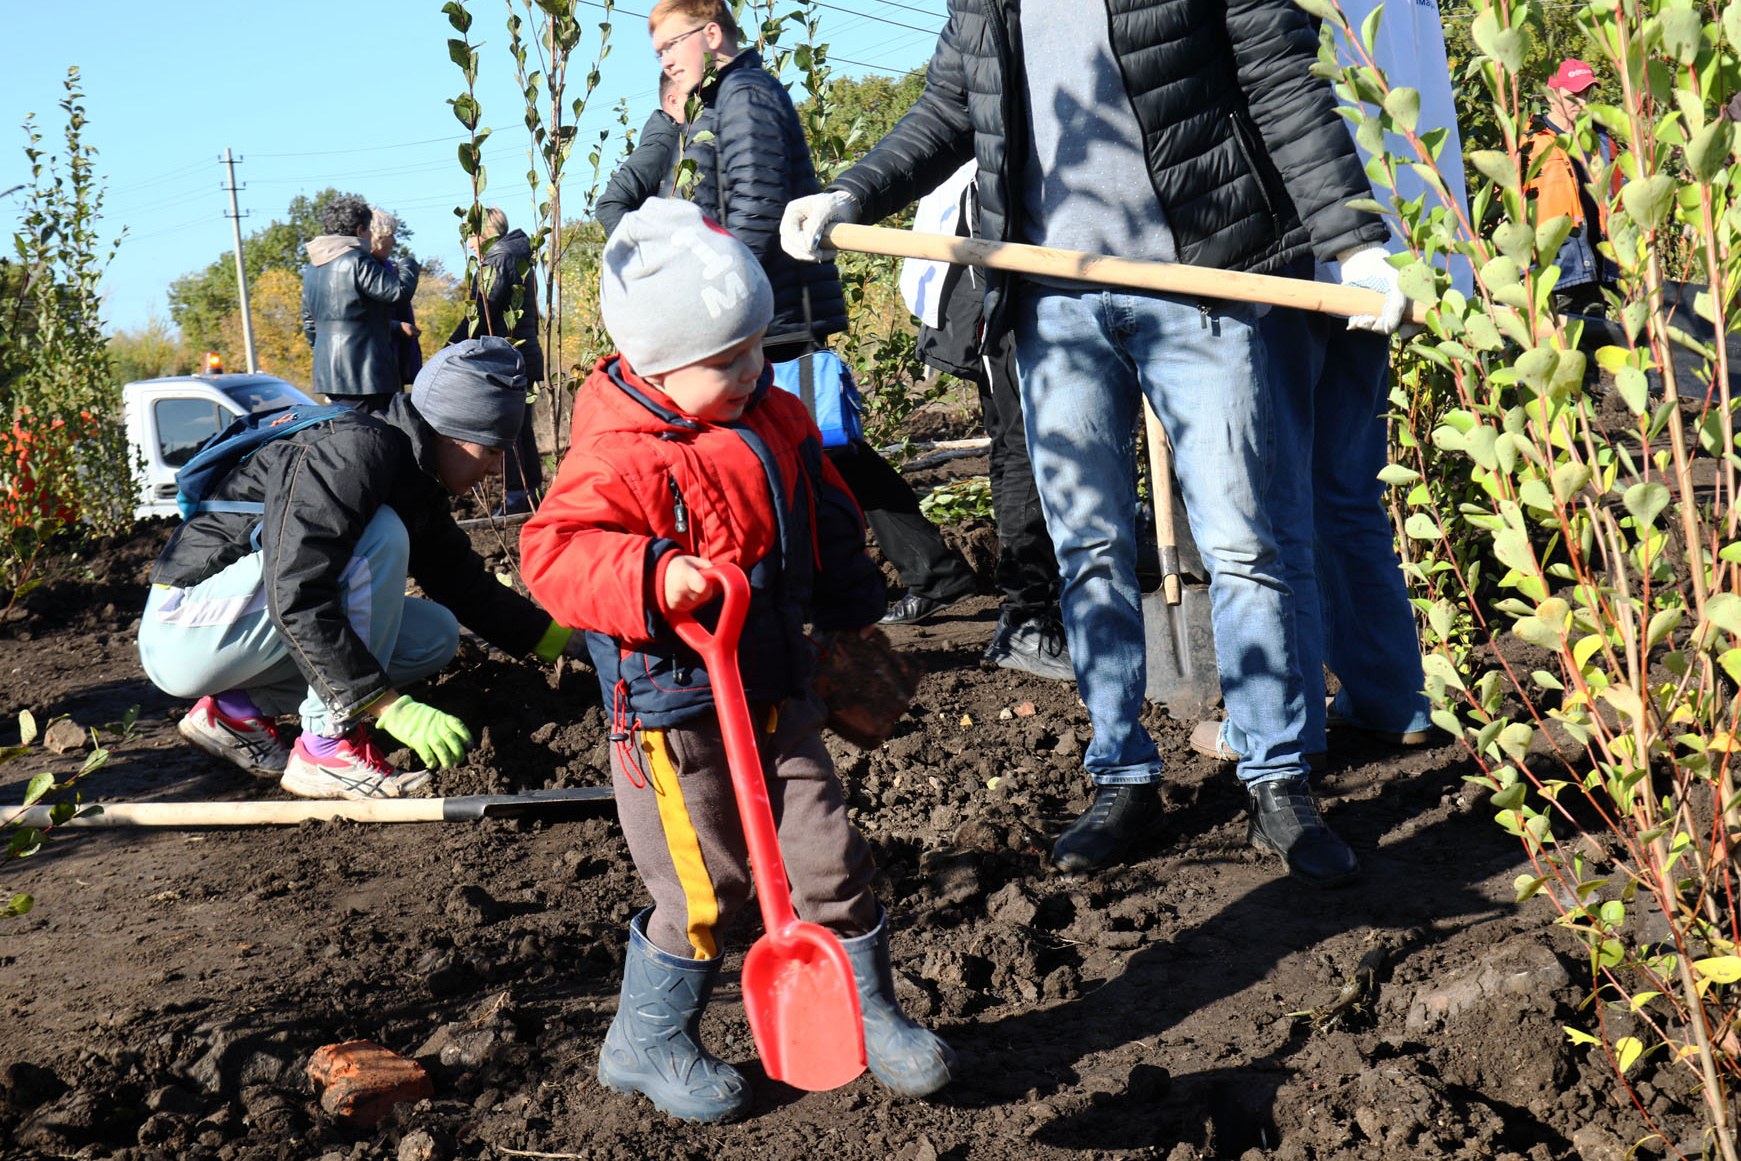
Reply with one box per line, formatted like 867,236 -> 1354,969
1620,174 -> 1678,232
1469,9 -> 1530,73
1646,607 -> 1683,649
1727,0 -> 1741,49
442,0 -> 473,33
1703,592 -> 1741,636
18,710 -> 36,748
1685,119 -> 1734,183
1615,367 -> 1651,415
1469,150 -> 1520,193
1659,8 -> 1704,62
22,772 -> 52,807
3,892 -> 34,919
1513,617 -> 1563,651
1494,221 -> 1534,263
1615,1036 -> 1644,1074
1377,463 -> 1420,485
1382,87 -> 1421,133
1492,782 -> 1526,809
1404,512 -> 1442,540
1623,481 -> 1671,529
1565,1026 -> 1600,1047
1694,955 -> 1741,983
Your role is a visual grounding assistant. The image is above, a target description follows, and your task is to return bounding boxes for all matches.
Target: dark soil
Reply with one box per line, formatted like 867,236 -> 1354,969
0,480 -> 1702,1161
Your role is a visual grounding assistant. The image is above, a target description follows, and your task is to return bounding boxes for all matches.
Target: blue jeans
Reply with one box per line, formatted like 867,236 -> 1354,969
138,507 -> 459,736
1012,287 -> 1308,787
1227,308 -> 1430,756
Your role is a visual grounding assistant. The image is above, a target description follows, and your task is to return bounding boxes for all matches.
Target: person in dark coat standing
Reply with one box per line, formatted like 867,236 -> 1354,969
369,208 -> 423,388
783,0 -> 1402,882
595,73 -> 688,239
653,0 -> 977,623
449,208 -> 545,514
301,195 -> 419,411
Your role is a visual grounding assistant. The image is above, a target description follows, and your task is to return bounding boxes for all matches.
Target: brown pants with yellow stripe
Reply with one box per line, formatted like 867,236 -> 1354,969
613,689 -> 879,960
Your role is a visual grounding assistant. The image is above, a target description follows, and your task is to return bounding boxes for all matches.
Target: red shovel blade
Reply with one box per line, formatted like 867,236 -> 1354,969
742,921 -> 867,1091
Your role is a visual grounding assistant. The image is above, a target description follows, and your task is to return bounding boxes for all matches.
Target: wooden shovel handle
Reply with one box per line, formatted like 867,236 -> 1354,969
825,222 -> 1430,326
5,800 -> 448,826
1142,399 -> 1184,607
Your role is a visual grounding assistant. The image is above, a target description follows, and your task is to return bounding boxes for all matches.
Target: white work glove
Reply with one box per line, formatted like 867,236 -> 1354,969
780,191 -> 858,262
1337,244 -> 1407,335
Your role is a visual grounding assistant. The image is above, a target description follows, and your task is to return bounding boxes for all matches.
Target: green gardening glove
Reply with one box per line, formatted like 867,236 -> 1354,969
378,696 -> 475,769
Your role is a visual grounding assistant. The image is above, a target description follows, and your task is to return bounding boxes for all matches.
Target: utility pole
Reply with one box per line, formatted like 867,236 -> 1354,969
221,148 -> 258,373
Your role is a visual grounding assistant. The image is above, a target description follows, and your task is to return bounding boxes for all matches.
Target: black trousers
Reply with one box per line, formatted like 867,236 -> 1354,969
976,328 -> 1060,620
504,406 -> 543,500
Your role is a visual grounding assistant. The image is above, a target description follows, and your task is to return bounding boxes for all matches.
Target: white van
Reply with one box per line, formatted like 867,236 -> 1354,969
122,373 -> 317,520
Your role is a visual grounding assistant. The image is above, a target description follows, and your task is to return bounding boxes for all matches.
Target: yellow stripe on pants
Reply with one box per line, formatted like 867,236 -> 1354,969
641,728 -> 720,959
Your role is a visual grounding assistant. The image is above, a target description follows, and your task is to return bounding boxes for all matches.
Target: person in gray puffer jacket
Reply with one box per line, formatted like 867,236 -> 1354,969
300,195 -> 419,410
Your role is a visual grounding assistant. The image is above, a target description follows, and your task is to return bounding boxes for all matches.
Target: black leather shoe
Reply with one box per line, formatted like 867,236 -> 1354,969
881,590 -> 970,625
1051,784 -> 1163,872
1246,779 -> 1360,887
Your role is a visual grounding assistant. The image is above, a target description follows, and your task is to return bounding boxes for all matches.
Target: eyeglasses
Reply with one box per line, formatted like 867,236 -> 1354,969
654,25 -> 706,60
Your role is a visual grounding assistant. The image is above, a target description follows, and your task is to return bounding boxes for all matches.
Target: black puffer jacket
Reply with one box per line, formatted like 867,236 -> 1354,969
300,239 -> 419,398
448,229 -> 545,383
829,0 -> 1388,332
149,396 -> 551,722
596,111 -> 681,238
686,50 -> 848,344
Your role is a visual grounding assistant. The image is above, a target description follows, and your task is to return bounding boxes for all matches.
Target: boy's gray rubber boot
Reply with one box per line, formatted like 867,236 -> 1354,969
596,909 -> 751,1122
839,909 -> 957,1096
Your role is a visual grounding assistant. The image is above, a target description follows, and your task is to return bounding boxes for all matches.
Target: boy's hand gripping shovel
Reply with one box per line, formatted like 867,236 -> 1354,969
665,564 -> 868,1092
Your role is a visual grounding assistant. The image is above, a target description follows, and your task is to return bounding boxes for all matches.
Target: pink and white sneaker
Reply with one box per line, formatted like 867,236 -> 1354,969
279,727 -> 432,801
178,695 -> 289,776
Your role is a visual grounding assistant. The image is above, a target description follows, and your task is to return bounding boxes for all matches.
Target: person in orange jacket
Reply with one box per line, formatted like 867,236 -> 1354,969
1525,59 -> 1622,316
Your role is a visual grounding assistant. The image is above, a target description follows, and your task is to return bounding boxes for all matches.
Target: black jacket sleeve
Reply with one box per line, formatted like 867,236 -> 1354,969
1225,0 -> 1387,260
597,112 -> 681,238
260,424 -> 405,721
354,251 -> 419,305
828,17 -> 977,225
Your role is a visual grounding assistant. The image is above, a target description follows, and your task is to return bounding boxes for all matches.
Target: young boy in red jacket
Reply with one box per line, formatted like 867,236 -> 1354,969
520,198 -> 954,1122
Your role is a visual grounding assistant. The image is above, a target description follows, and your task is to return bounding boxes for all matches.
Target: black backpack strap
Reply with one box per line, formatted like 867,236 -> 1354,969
796,352 -> 817,419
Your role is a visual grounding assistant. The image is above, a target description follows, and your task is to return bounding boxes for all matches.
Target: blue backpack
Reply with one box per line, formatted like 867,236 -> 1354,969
770,349 -> 863,448
175,404 -> 352,520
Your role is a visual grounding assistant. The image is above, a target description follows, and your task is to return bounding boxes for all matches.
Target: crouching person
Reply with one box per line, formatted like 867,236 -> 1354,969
138,337 -> 578,800
520,200 -> 954,1121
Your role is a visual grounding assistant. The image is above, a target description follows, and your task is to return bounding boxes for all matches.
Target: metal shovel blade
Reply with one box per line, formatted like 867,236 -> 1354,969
667,565 -> 867,1092
1142,400 -> 1223,721
742,921 -> 868,1091
1142,583 -> 1220,720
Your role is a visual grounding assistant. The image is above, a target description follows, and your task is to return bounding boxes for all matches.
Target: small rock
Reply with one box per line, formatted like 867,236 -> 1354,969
1572,1124 -> 1626,1161
444,885 -> 499,927
1014,702 -> 1036,717
145,1085 -> 199,1116
1405,938 -> 1570,1032
985,881 -> 1038,927
399,1128 -> 451,1161
43,718 -> 86,754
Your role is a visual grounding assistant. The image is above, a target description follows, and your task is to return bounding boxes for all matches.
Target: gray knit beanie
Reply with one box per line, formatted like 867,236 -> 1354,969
411,336 -> 527,449
600,198 -> 774,377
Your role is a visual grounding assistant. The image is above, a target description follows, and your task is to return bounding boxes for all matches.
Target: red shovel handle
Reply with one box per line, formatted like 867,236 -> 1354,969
664,564 -> 800,938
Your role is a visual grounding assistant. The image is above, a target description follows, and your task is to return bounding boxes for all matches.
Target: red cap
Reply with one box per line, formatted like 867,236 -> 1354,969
1549,59 -> 1598,93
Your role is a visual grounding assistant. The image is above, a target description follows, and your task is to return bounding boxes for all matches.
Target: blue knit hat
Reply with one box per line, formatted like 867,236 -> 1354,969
411,337 -> 527,449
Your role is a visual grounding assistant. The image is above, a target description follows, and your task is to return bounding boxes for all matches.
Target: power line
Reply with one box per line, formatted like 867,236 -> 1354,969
250,135 -> 466,159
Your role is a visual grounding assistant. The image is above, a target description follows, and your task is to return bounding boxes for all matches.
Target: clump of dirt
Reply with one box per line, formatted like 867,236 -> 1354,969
0,517 -> 1700,1161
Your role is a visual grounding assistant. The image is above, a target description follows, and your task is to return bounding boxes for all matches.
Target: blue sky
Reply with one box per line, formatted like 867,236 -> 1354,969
1,0 -> 943,335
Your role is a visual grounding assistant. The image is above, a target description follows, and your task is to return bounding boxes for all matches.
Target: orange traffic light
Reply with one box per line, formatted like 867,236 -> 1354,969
204,351 -> 223,375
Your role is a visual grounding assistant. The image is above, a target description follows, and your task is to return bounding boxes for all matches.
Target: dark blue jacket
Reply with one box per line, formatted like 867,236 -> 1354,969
685,50 -> 849,345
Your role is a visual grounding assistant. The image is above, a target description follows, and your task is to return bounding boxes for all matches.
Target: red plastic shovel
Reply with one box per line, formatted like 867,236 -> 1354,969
665,563 -> 868,1091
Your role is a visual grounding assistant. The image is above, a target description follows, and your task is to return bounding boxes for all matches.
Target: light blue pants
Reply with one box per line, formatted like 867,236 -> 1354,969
138,508 -> 459,737
1012,287 -> 1309,788
1223,307 -> 1431,758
